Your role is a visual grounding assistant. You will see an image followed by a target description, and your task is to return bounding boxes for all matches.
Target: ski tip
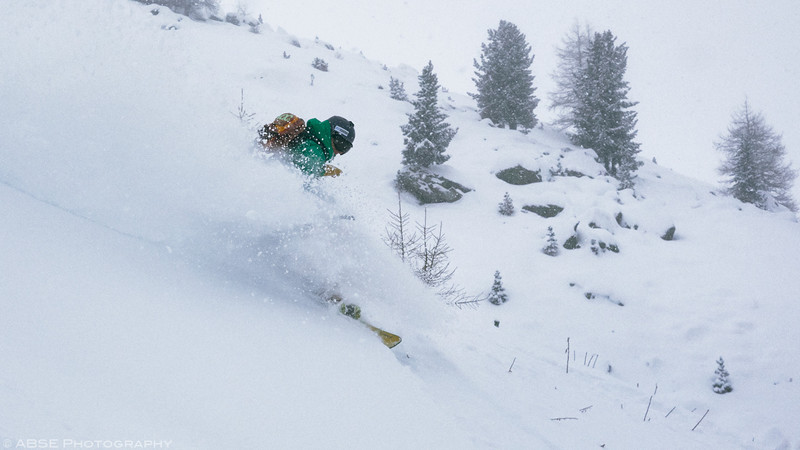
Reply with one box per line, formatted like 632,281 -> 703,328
374,329 -> 402,348
383,335 -> 402,349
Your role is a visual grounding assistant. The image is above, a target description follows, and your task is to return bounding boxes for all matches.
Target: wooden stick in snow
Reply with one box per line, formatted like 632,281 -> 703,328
565,338 -> 570,374
692,409 -> 710,431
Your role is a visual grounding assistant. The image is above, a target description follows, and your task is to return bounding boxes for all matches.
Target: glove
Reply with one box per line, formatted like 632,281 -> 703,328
323,164 -> 342,177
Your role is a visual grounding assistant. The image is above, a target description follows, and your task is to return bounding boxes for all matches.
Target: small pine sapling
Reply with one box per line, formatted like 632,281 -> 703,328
231,89 -> 256,126
389,76 -> 409,101
712,356 -> 733,394
543,226 -> 559,256
498,192 -> 515,216
383,193 -> 418,262
488,270 -> 509,305
412,209 -> 455,288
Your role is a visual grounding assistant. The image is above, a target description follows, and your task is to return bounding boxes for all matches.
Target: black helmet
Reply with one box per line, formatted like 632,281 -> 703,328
329,116 -> 355,154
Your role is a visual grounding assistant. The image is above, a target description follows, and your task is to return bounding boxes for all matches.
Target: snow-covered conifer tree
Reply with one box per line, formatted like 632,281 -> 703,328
543,226 -> 559,256
712,357 -> 733,394
471,20 -> 539,130
716,100 -> 797,212
488,271 -> 508,305
401,61 -> 456,169
389,76 -> 409,102
549,21 -> 593,131
498,192 -> 515,216
571,30 -> 640,188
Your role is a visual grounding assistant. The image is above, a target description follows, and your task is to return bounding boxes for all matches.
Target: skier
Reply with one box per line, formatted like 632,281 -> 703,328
259,114 -> 356,178
256,115 -> 400,347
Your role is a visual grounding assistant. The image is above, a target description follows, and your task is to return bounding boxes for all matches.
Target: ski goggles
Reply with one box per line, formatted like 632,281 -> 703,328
332,130 -> 353,154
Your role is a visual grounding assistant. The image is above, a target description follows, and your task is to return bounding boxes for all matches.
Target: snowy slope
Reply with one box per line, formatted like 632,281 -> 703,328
1,1 -> 799,449
254,0 -> 800,203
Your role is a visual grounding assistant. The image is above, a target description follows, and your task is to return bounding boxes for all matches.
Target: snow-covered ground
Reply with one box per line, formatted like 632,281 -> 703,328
1,2 -> 798,449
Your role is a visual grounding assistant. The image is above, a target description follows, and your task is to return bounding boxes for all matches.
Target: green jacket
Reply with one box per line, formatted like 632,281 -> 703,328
287,118 -> 335,177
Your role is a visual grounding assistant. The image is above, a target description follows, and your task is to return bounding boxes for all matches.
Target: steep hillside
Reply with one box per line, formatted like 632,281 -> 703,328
1,2 -> 798,449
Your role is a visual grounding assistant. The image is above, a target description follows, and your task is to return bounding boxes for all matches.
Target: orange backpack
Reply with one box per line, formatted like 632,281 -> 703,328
258,113 -> 306,150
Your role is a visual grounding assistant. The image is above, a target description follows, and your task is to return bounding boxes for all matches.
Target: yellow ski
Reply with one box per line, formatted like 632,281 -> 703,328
361,321 -> 402,348
338,303 -> 402,348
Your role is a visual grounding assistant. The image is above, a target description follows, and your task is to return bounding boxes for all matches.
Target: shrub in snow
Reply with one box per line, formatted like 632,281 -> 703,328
590,239 -> 619,255
550,161 -> 588,179
383,201 -> 487,307
543,226 -> 559,256
713,357 -> 733,394
312,58 -> 328,72
224,5 -> 262,33
136,0 -> 220,21
317,39 -> 335,51
224,12 -> 240,25
383,201 -> 456,288
498,192 -> 515,216
581,222 -> 619,255
488,271 -> 508,305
